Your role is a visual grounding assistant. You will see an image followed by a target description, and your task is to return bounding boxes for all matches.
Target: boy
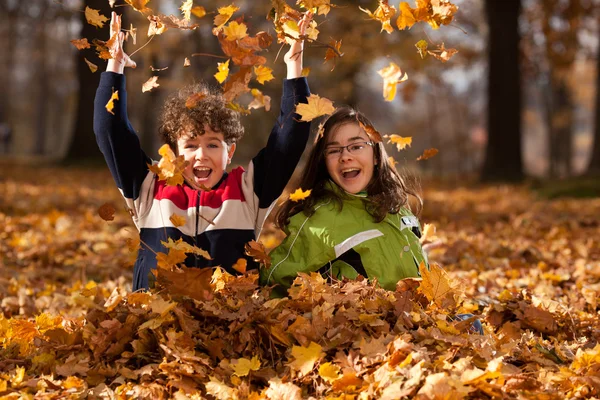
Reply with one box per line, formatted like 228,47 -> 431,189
94,12 -> 313,291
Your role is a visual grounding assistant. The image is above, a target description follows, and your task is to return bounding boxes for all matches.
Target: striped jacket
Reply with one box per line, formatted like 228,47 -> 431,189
94,72 -> 310,291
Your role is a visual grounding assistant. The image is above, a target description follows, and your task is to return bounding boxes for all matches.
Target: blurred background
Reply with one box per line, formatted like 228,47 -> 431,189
0,0 -> 598,185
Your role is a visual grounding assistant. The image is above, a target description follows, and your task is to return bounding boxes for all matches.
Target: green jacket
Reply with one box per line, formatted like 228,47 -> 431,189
261,186 -> 428,292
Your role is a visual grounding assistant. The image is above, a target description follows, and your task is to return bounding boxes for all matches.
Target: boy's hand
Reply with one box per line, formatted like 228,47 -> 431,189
283,11 -> 313,79
106,12 -> 137,74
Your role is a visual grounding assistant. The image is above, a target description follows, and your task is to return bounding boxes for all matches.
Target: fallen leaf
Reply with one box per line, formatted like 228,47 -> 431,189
359,0 -> 396,34
245,240 -> 271,269
191,6 -> 206,18
418,262 -> 457,309
289,341 -> 323,376
213,4 -> 239,32
183,57 -> 191,67
232,355 -> 261,376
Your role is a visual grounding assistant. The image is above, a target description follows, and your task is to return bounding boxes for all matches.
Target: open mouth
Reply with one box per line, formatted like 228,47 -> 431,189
341,168 -> 360,179
193,167 -> 212,181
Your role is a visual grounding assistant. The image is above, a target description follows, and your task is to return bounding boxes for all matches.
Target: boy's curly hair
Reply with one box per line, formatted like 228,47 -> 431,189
158,82 -> 244,151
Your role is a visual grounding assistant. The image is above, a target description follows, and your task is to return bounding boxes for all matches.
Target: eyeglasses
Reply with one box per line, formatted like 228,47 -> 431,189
324,141 -> 374,159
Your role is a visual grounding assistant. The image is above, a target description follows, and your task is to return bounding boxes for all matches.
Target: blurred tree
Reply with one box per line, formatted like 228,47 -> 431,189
65,0 -> 111,161
0,1 -> 24,139
481,0 -> 524,182
587,37 -> 600,176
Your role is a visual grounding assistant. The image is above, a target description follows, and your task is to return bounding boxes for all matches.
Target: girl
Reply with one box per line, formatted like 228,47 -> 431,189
260,107 -> 428,294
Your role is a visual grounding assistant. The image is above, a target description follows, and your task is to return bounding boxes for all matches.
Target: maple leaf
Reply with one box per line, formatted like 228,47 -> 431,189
162,237 -> 211,260
428,43 -> 458,63
156,266 -> 214,301
377,62 -> 408,102
415,39 -> 428,59
397,2 -> 417,30
180,0 -> 193,21
70,38 -> 90,50
214,59 -> 230,84
149,296 -> 177,316
169,213 -> 186,227
213,5 -> 240,32
223,21 -> 248,41
232,258 -> 248,274
289,188 -> 312,202
254,66 -> 274,84
84,58 -> 98,73
85,6 -> 109,28
385,134 -> 412,151
318,362 -> 341,383
295,94 -> 335,122
125,0 -> 152,15
245,240 -> 271,269
147,144 -> 187,186
297,0 -> 332,16
417,148 -> 439,160
359,0 -> 397,34
232,355 -> 261,376
324,39 -> 343,71
191,6 -> 206,18
289,341 -> 323,376
418,262 -> 457,309
105,88 -> 119,115
156,248 -> 187,270
248,89 -> 271,112
222,67 -> 252,102
142,76 -> 160,93
98,202 -> 116,221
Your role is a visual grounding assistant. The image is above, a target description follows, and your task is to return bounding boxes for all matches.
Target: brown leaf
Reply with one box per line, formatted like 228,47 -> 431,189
98,203 -> 116,221
70,38 -> 90,50
245,240 -> 271,269
156,266 -> 215,301
417,148 -> 439,160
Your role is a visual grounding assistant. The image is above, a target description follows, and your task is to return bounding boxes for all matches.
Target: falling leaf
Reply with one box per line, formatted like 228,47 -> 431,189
297,0 -> 332,15
295,94 -> 335,122
70,38 -> 90,50
245,240 -> 271,269
185,93 -> 206,109
213,4 -> 239,32
169,214 -> 186,227
183,57 -> 191,67
142,76 -> 160,93
289,341 -> 323,376
227,102 -> 251,116
377,62 -> 408,102
222,67 -> 252,102
162,237 -> 211,260
148,19 -> 167,36
128,24 -> 137,45
84,58 -> 98,73
254,65 -> 274,84
125,0 -> 152,15
191,6 -> 206,18
289,188 -> 312,202
418,262 -> 457,309
85,6 -> 109,28
415,39 -> 428,58
223,21 -> 248,41
232,258 -> 248,274
248,89 -> 271,112
388,156 -> 398,168
385,134 -> 412,151
359,122 -> 383,143
417,148 -> 439,160
214,59 -> 230,84
98,203 -> 116,221
105,88 -> 119,115
324,39 -> 343,71
359,1 -> 396,34
397,2 -> 417,30
180,0 -> 193,21
206,377 -> 238,400
428,43 -> 458,63
156,248 -> 187,270
318,362 -> 341,383
232,355 -> 261,376
301,67 -> 311,77
150,66 -> 168,72
156,265 -> 215,301
147,144 -> 188,186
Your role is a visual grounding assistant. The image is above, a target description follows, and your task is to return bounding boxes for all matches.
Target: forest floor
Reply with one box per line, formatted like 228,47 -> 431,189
0,164 -> 599,399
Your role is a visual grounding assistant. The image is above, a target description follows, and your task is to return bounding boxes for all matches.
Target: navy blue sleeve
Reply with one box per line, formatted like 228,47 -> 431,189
93,72 -> 151,201
252,78 -> 311,208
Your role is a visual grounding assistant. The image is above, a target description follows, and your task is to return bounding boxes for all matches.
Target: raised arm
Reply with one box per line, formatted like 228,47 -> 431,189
93,13 -> 150,212
251,12 -> 313,209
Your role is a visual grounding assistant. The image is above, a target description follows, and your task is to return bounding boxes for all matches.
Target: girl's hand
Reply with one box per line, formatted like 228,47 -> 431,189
283,11 -> 313,79
106,12 -> 136,74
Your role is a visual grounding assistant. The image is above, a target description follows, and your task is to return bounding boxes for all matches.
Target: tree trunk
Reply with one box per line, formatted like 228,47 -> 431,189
64,0 -> 111,161
34,3 -> 49,155
586,39 -> 600,176
481,0 -> 524,182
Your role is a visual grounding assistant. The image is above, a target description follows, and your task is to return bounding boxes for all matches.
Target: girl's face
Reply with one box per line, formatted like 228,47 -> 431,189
324,123 -> 375,194
177,124 -> 236,189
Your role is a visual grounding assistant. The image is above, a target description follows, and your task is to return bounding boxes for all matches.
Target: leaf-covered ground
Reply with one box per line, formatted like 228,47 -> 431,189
1,164 -> 599,399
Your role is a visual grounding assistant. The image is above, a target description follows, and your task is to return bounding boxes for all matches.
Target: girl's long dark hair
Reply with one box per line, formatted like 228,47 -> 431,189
275,107 -> 422,228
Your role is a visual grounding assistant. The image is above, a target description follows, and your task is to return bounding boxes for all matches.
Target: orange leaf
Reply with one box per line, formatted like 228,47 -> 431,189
245,240 -> 271,269
156,266 -> 215,301
359,1 -> 396,34
418,262 -> 457,309
385,134 -> 412,151
232,258 -> 248,274
214,59 -> 230,84
70,38 -> 90,50
185,93 -> 206,109
191,6 -> 206,18
98,203 -> 116,221
105,88 -> 119,115
169,214 -> 186,227
417,148 -> 439,160
397,2 -> 417,30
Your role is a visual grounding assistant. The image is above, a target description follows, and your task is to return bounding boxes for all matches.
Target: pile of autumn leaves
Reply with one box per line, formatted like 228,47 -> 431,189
0,165 -> 599,399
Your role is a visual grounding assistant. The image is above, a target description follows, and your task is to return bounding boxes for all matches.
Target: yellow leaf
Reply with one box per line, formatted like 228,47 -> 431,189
298,0 -> 332,15
248,89 -> 271,112
180,0 -> 193,21
415,39 -> 428,59
397,2 -> 417,30
289,188 -> 312,202
10,366 -> 25,386
388,156 -> 398,168
377,62 -> 408,102
417,148 -> 439,160
125,0 -> 152,14
142,76 -> 160,93
85,6 -> 109,28
232,258 -> 248,274
149,296 -> 177,316
206,376 -> 238,400
318,362 -> 341,383
214,5 -> 239,31
105,88 -> 119,115
169,213 -> 187,227
148,144 -> 187,186
289,341 -> 323,376
301,67 -> 311,77
81,280 -> 98,297
162,237 -> 212,260
386,135 -> 412,151
84,58 -> 98,73
63,376 -> 85,390
359,1 -> 396,34
191,6 -> 206,18
214,59 -> 230,84
156,248 -> 187,270
295,94 -> 335,122
232,355 -> 261,376
254,65 -> 274,85
418,262 -> 457,309
223,21 -> 248,41
436,319 -> 460,335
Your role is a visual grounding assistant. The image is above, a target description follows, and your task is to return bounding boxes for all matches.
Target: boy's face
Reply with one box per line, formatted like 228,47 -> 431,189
177,124 -> 236,189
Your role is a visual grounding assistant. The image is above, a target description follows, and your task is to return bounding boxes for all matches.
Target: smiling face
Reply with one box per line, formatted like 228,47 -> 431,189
324,123 -> 376,194
176,124 -> 236,189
